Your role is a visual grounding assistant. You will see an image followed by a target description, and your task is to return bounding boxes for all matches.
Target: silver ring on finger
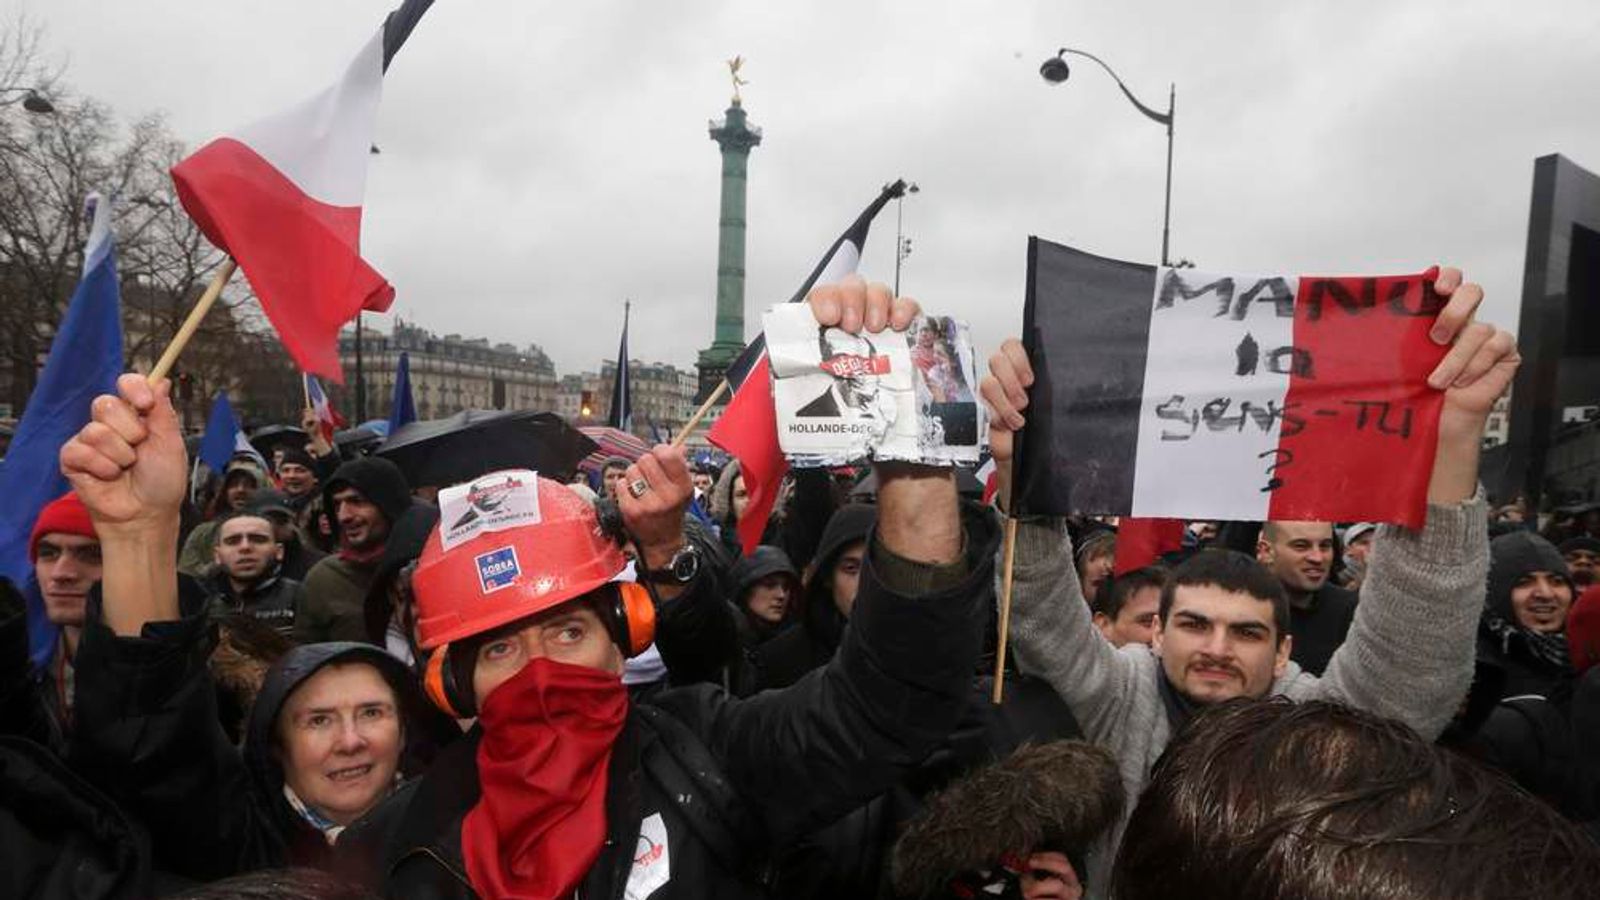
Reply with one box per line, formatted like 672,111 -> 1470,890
628,478 -> 650,499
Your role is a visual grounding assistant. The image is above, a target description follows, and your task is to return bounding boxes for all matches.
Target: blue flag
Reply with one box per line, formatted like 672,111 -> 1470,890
0,194 -> 124,669
198,392 -> 241,473
388,350 -> 416,435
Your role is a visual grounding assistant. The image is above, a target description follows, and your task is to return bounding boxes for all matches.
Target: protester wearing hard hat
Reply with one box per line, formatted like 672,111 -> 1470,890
60,278 -> 997,899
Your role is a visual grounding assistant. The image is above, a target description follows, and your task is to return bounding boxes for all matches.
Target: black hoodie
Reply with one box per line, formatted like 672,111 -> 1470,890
729,545 -> 800,648
752,505 -> 876,692
72,577 -> 445,883
321,457 -> 413,533
300,458 -> 415,643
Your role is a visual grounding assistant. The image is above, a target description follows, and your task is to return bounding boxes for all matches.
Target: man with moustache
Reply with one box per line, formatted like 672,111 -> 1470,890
1256,521 -> 1358,676
298,457 -> 413,644
977,266 -> 1514,894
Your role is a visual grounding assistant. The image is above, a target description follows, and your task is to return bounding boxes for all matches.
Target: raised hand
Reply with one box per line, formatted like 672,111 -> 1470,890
806,273 -> 921,335
59,374 -> 188,534
1423,267 -> 1519,433
58,373 -> 186,634
978,338 -> 1033,511
618,445 -> 693,570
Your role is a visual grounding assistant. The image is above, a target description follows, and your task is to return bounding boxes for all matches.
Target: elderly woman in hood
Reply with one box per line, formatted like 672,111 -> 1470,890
1477,531 -> 1576,701
73,569 -> 450,883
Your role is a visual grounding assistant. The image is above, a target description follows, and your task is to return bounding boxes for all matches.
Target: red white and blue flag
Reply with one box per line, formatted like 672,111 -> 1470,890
709,181 -> 907,554
1013,238 -> 1450,528
306,374 -> 347,446
170,0 -> 433,381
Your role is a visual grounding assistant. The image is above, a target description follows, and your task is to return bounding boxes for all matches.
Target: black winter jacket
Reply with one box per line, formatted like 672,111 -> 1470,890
337,510 -> 1000,899
1470,667 -> 1600,834
0,735 -> 155,900
205,568 -> 305,638
750,505 -> 876,693
1287,582 -> 1358,677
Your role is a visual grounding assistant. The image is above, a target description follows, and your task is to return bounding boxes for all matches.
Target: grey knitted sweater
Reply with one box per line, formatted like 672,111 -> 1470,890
1003,494 -> 1488,896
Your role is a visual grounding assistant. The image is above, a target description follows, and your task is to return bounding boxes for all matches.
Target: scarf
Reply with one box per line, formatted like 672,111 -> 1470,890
338,544 -> 387,566
462,657 -> 629,900
1482,613 -> 1572,675
283,784 -> 348,846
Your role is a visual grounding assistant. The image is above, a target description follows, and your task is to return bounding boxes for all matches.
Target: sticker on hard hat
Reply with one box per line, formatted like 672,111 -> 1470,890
439,469 -> 543,552
475,546 -> 521,594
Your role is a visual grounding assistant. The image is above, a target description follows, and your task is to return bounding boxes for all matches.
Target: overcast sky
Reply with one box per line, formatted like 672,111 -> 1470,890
14,0 -> 1600,376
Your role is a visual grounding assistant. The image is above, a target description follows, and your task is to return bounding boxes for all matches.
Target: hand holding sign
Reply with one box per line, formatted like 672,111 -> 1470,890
808,274 -> 921,335
773,275 -> 981,468
1418,267 -> 1520,504
805,278 -> 963,566
978,338 -> 1033,511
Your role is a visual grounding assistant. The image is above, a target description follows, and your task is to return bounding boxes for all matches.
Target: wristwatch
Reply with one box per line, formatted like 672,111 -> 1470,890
640,543 -> 701,586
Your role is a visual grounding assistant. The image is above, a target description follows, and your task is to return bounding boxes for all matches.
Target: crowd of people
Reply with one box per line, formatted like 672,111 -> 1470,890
4,274 -> 1600,899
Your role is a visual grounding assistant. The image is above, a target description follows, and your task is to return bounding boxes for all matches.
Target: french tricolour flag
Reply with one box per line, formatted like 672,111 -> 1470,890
709,180 -> 906,554
1013,238 -> 1450,529
170,0 -> 433,381
306,374 -> 347,446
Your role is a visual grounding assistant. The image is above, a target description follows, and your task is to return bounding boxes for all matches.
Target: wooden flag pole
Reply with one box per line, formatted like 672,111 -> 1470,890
150,259 -> 237,382
991,515 -> 1019,704
670,379 -> 729,449
301,372 -> 312,412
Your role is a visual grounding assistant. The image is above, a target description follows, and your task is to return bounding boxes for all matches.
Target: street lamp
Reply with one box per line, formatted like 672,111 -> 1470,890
1040,48 -> 1175,266
893,182 -> 919,296
0,86 -> 56,114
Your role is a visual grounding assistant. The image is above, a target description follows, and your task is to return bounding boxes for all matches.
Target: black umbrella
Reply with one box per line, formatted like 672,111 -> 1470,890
248,425 -> 309,457
849,466 -> 984,501
375,409 -> 599,488
334,426 -> 384,458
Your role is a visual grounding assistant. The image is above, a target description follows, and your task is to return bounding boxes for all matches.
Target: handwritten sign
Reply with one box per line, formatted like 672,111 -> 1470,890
1014,238 -> 1447,527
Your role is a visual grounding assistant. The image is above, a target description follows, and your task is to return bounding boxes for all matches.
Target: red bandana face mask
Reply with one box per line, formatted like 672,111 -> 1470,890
462,656 -> 629,900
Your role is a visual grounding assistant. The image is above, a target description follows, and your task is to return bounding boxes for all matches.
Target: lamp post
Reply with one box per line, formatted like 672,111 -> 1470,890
1040,48 -> 1175,266
0,86 -> 55,114
893,182 -> 919,296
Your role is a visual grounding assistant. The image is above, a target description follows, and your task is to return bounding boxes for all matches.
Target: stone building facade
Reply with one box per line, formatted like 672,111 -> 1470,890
337,319 -> 559,421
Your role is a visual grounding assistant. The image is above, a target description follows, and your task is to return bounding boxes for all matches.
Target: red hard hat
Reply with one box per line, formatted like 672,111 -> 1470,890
412,471 -> 627,650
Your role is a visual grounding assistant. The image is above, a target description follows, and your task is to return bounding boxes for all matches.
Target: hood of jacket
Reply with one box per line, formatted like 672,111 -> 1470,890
243,642 -> 434,840
708,460 -> 742,526
890,740 -> 1124,900
730,545 -> 798,597
1486,531 -> 1571,623
322,457 -> 412,535
800,504 -> 875,650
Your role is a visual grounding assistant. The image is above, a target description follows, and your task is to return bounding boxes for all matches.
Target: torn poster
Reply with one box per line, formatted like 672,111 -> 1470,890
763,304 -> 983,467
1013,237 -> 1451,527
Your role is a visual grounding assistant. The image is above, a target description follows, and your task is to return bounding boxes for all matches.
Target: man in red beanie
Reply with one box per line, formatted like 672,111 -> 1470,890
28,491 -> 100,731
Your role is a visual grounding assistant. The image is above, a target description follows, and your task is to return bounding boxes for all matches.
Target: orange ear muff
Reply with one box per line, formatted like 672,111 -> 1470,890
423,644 -> 475,719
616,582 -> 656,658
